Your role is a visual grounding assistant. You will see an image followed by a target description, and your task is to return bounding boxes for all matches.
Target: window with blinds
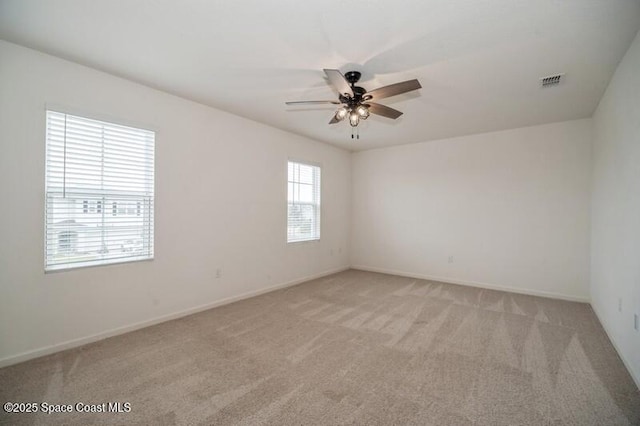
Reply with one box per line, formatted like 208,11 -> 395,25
45,110 -> 155,271
287,161 -> 320,243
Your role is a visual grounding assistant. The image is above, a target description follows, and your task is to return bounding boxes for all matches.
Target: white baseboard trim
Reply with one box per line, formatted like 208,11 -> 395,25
0,265 -> 349,369
351,265 -> 590,303
590,303 -> 640,390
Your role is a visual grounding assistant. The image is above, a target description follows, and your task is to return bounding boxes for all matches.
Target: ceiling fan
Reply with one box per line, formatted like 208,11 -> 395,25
286,69 -> 421,130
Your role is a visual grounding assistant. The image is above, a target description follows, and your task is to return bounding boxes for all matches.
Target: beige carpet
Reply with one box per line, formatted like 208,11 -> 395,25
1,269 -> 638,425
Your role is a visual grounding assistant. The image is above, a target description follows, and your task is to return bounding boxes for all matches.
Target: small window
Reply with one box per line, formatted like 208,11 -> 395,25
45,110 -> 155,271
287,161 -> 320,243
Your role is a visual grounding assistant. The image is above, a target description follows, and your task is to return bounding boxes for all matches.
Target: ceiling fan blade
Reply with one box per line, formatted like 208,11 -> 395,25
324,69 -> 354,97
367,102 -> 403,119
365,79 -> 421,100
286,100 -> 341,105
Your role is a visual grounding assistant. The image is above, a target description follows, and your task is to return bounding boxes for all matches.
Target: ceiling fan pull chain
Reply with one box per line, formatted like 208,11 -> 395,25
351,127 -> 354,139
357,127 -> 360,139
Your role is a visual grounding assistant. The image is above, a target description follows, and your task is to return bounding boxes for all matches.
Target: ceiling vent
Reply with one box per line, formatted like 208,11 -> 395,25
540,73 -> 564,87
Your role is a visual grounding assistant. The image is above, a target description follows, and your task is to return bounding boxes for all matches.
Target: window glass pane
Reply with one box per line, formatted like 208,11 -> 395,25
287,182 -> 294,202
298,164 -> 314,184
298,183 -> 313,203
287,160 -> 320,243
45,110 -> 155,271
288,162 -> 294,181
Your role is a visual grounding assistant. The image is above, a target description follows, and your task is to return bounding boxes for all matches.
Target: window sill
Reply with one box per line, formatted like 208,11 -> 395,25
45,256 -> 154,273
287,238 -> 321,245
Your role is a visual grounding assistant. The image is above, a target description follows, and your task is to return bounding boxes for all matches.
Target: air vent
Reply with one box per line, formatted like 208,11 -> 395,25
540,73 -> 564,87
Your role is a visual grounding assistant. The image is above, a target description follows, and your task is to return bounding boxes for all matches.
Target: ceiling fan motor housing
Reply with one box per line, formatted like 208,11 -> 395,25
340,86 -> 367,106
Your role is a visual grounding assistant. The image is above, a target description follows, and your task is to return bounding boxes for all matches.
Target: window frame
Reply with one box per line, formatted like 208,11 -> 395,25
43,108 -> 156,272
287,159 -> 321,244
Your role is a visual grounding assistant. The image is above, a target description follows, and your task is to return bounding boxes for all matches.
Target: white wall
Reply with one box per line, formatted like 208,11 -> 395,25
351,119 -> 592,301
0,41 -> 351,366
591,30 -> 640,386
3,32 -> 637,385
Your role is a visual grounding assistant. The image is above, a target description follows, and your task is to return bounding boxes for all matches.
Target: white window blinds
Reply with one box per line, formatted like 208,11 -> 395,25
45,110 -> 155,271
287,161 -> 320,243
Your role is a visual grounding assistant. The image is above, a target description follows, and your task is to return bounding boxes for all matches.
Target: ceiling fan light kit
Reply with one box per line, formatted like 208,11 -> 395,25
286,68 -> 422,138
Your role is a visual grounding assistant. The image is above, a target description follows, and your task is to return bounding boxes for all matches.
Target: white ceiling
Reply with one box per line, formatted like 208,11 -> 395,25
1,1 -> 639,151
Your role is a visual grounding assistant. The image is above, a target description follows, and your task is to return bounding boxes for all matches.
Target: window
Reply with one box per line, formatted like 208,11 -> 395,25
45,110 -> 155,271
287,161 -> 320,242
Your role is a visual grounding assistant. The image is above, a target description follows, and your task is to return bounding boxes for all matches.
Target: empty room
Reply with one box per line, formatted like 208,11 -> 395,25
0,1 -> 639,424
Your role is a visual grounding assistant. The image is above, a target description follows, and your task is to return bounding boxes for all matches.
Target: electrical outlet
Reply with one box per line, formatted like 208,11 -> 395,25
448,256 -> 454,264
618,298 -> 623,312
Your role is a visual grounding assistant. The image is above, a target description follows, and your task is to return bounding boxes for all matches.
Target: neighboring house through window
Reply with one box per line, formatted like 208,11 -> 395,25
44,110 -> 155,270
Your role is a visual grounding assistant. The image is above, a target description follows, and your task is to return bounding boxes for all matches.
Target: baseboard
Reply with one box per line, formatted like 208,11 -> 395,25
0,265 -> 349,369
351,265 -> 590,303
590,303 -> 640,390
